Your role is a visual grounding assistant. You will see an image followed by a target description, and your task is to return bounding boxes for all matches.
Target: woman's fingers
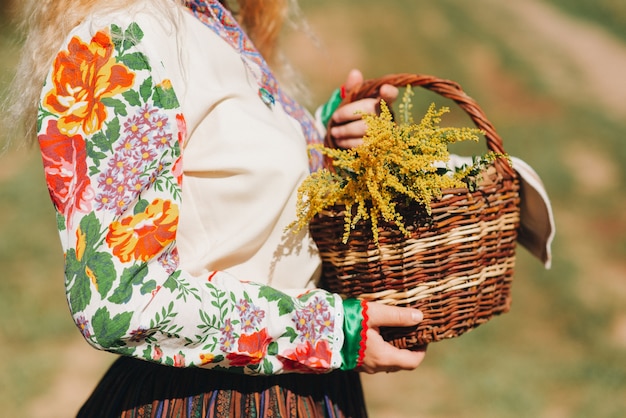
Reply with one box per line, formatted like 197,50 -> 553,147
366,301 -> 423,328
357,302 -> 426,374
343,68 -> 364,92
379,83 -> 399,104
328,73 -> 399,148
358,330 -> 427,374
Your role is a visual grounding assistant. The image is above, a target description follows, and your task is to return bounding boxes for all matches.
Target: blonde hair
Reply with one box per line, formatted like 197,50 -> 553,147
2,0 -> 295,147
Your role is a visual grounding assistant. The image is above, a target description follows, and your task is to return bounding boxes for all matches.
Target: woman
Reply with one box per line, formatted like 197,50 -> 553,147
7,0 -> 426,416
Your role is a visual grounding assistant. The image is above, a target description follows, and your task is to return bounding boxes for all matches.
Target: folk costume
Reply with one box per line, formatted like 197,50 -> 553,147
38,0 -> 367,415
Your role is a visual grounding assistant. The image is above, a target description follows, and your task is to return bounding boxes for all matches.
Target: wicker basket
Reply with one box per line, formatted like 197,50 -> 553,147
310,74 -> 521,349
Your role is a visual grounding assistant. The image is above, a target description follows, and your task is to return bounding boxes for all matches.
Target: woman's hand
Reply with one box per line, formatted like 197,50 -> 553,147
357,302 -> 427,374
329,69 -> 399,149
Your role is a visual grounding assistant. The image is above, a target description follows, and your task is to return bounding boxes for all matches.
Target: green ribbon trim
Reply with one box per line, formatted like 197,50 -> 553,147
341,298 -> 364,370
319,88 -> 343,128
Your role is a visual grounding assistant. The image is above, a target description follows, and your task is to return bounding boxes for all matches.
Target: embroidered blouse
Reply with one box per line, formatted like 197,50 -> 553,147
37,0 -> 362,374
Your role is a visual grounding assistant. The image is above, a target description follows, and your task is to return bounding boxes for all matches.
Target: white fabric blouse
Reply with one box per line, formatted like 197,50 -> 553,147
167,9 -> 322,293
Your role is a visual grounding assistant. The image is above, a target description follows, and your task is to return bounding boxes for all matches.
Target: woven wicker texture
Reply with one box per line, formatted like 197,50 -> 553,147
311,74 -> 521,349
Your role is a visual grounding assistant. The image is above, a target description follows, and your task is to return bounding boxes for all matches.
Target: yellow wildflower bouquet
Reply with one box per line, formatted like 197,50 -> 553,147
292,86 -> 504,244
293,74 -> 521,349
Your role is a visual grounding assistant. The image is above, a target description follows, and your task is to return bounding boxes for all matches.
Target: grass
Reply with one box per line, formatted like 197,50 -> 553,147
1,0 -> 626,416
296,1 -> 626,417
544,0 -> 626,42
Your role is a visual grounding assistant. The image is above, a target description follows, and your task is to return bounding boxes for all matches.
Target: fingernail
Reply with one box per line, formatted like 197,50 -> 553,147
412,310 -> 423,322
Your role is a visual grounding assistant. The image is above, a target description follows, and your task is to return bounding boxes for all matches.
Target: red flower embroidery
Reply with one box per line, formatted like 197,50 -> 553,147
39,120 -> 94,227
173,352 -> 185,367
42,30 -> 135,135
226,328 -> 272,367
106,198 -> 178,262
279,340 -> 333,373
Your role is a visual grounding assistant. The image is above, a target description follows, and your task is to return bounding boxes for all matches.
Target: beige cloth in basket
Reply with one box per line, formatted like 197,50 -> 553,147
449,155 -> 555,269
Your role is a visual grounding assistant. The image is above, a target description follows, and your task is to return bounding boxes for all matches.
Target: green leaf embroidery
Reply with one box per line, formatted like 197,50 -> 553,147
56,212 -> 66,232
108,264 -> 149,304
91,132 -> 113,153
85,140 -> 107,169
153,84 -> 180,110
67,268 -> 92,314
268,341 -> 279,356
91,307 -> 133,348
107,281 -> 133,305
134,199 -> 149,215
100,98 -> 128,117
282,327 -> 298,343
140,280 -> 158,295
110,24 -> 124,53
88,251 -> 116,299
258,286 -> 295,316
262,358 -> 273,375
119,52 -> 151,72
123,22 -> 144,51
140,77 -> 153,103
163,271 -> 201,302
122,89 -> 142,107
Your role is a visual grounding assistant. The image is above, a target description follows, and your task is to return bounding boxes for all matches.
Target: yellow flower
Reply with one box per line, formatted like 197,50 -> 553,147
291,86 -> 500,244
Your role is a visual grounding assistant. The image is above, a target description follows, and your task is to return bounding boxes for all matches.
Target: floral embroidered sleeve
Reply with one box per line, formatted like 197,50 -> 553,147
37,20 -> 348,374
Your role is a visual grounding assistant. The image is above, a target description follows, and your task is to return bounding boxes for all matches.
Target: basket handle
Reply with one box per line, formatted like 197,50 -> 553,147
326,73 -> 515,179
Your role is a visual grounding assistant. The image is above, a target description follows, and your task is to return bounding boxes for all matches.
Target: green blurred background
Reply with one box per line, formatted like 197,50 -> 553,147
1,0 -> 625,416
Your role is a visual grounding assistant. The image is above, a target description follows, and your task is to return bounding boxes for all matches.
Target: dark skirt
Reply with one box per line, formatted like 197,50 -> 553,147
77,356 -> 367,417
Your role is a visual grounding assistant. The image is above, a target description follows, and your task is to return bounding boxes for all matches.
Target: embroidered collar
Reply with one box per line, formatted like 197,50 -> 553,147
185,0 -> 323,171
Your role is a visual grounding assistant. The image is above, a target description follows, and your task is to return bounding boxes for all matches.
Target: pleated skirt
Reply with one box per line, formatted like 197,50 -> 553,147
76,356 -> 368,417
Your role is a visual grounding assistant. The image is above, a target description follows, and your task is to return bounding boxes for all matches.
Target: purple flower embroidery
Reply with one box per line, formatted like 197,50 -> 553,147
158,248 -> 179,274
220,318 -> 236,351
293,296 -> 334,342
75,315 -> 91,338
94,104 -> 172,214
237,299 -> 265,332
129,326 -> 155,342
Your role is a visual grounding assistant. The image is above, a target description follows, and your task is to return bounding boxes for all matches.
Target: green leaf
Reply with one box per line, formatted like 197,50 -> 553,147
79,213 -> 103,254
120,52 -> 151,72
153,84 -> 179,109
123,22 -> 144,50
141,280 -> 158,295
106,117 -> 121,143
56,212 -> 67,232
258,285 -> 295,315
91,132 -> 113,153
107,282 -> 133,304
100,98 -> 128,117
140,77 -> 153,103
132,264 -> 150,285
163,271 -> 181,292
85,141 -> 107,166
134,199 -> 149,215
91,307 -> 133,348
64,248 -> 81,281
122,89 -> 142,107
110,24 -> 124,52
88,251 -> 116,299
282,327 -> 298,343
262,358 -> 273,375
142,346 -> 152,359
68,273 -> 92,314
297,291 -> 317,303
268,341 -> 279,356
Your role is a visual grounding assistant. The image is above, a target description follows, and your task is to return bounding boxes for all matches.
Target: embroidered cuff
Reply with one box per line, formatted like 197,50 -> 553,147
340,298 -> 367,370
